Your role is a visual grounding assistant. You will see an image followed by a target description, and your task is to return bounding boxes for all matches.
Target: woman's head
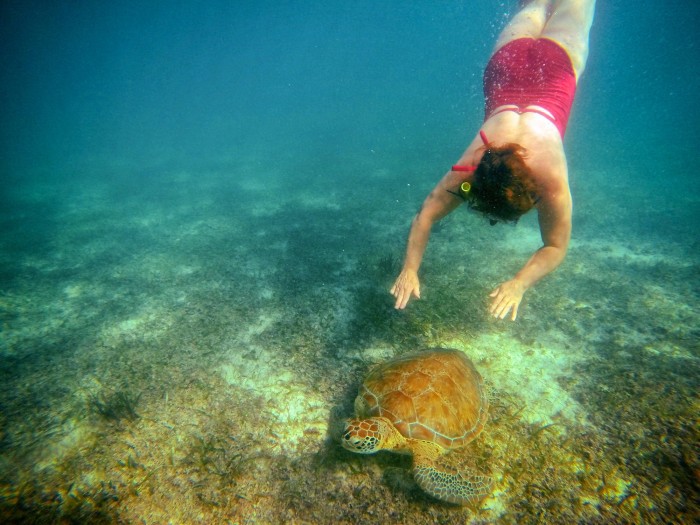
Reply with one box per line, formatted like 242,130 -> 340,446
469,142 -> 538,224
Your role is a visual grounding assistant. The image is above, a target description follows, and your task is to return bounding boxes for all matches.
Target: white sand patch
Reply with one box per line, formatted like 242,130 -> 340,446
175,265 -> 197,276
218,312 -> 329,451
237,176 -> 277,193
294,192 -> 342,211
101,306 -> 174,344
34,418 -> 92,472
643,339 -> 696,359
241,312 -> 276,338
259,287 -> 274,300
218,359 -> 328,452
444,333 -> 588,426
640,283 -> 696,320
569,228 -> 693,276
63,283 -> 84,298
571,238 -> 671,266
249,202 -> 285,218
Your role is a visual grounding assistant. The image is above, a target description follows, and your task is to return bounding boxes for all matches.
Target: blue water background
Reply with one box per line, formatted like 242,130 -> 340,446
3,0 -> 697,180
1,0 -> 698,251
1,0 -> 698,198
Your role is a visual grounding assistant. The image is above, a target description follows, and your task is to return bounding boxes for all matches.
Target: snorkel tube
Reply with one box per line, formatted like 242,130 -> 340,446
459,181 -> 471,199
448,130 -> 487,200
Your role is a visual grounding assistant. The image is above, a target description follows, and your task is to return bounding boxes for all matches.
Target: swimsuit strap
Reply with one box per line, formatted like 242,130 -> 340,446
490,106 -> 557,125
451,130 -> 489,172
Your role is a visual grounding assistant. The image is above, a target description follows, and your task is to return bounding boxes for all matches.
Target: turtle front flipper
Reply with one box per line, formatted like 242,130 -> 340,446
412,449 -> 492,505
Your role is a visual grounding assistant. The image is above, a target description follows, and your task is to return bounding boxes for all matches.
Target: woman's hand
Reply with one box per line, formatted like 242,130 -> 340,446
489,279 -> 527,320
390,269 -> 421,309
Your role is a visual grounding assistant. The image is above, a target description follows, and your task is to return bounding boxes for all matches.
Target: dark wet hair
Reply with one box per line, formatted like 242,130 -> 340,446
469,142 -> 538,224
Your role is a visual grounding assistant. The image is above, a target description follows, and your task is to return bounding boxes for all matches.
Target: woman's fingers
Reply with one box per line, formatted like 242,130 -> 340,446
489,284 -> 521,320
391,273 -> 420,309
510,302 -> 519,321
394,284 -> 418,309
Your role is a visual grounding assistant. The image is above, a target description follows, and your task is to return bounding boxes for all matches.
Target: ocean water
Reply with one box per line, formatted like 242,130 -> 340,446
1,1 -> 698,523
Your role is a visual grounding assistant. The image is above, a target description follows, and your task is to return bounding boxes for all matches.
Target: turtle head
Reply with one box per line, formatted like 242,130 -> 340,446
341,417 -> 396,454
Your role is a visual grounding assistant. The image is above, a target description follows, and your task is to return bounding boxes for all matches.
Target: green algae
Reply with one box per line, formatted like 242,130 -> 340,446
0,169 -> 697,524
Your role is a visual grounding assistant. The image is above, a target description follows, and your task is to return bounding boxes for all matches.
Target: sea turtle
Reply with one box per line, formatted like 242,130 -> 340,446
340,348 -> 491,505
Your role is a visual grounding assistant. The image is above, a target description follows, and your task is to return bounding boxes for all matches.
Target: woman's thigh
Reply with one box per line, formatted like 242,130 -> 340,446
493,0 -> 551,52
542,0 -> 596,79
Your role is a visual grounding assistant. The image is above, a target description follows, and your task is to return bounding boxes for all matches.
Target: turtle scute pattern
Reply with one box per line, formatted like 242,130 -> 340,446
357,348 -> 488,449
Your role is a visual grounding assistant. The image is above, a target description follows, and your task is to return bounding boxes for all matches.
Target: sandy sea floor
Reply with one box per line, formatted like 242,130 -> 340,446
0,163 -> 698,524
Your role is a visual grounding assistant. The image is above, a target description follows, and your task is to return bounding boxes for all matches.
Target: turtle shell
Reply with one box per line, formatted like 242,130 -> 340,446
356,348 -> 488,450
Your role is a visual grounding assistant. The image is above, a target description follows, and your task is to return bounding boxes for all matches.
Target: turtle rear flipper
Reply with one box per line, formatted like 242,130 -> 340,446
413,461 -> 492,505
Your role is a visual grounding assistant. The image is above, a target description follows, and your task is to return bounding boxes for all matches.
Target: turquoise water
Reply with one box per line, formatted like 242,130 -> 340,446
1,1 -> 698,523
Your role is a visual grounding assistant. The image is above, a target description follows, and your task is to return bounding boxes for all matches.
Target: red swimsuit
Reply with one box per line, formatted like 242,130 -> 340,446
483,38 -> 577,137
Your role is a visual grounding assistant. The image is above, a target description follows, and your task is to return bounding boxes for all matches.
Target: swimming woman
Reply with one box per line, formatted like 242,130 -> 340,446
391,0 -> 596,321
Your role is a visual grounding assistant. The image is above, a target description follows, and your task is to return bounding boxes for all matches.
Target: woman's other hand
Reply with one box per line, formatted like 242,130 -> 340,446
489,279 -> 526,320
390,269 -> 421,309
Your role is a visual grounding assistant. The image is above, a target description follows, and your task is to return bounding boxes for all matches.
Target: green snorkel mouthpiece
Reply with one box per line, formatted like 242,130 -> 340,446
459,181 -> 472,199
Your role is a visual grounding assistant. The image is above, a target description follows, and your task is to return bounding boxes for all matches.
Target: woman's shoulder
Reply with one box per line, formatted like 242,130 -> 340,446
526,133 -> 568,185
528,142 -> 570,211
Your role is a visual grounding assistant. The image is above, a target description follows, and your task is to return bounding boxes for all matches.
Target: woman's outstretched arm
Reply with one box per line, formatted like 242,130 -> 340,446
391,171 -> 464,309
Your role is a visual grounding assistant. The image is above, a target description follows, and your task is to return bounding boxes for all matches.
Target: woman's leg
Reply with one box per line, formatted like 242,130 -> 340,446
542,0 -> 596,80
493,0 -> 553,52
